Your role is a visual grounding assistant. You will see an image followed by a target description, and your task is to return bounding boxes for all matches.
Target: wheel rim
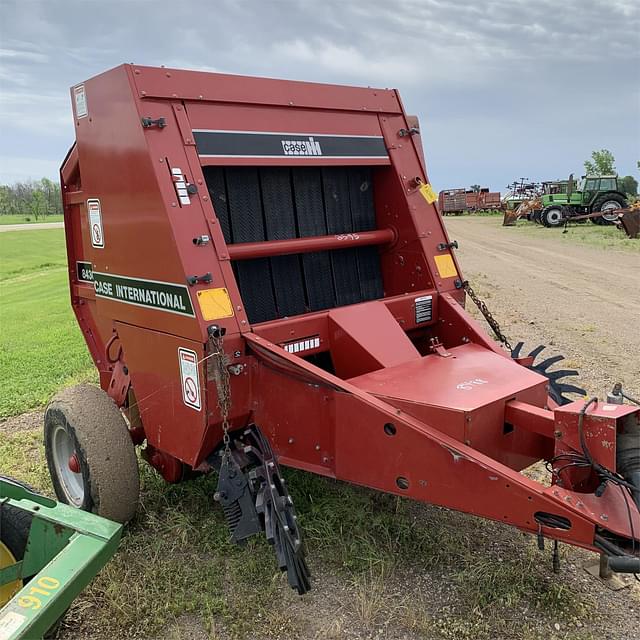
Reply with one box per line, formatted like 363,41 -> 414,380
547,209 -> 562,224
600,200 -> 621,222
51,424 -> 85,506
0,541 -> 23,606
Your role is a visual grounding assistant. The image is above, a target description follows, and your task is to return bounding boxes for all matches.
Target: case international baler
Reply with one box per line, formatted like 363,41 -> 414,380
45,64 -> 639,593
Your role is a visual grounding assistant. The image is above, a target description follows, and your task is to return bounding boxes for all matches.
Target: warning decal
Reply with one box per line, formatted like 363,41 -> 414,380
73,84 -> 88,118
178,348 -> 201,411
87,199 -> 104,248
0,611 -> 27,640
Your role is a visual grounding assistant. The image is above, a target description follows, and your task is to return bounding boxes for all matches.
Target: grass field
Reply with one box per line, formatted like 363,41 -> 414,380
511,218 -> 640,252
0,214 -> 64,225
0,229 -> 94,416
0,227 -> 626,639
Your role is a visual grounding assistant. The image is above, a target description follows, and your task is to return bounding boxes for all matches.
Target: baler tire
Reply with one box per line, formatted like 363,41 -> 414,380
44,384 -> 139,524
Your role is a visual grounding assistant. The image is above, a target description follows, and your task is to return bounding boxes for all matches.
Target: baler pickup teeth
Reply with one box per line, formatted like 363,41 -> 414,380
213,426 -> 311,594
214,453 -> 263,543
512,343 -> 586,405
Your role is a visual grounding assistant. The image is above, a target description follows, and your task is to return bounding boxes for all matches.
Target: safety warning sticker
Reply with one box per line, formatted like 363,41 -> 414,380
87,199 -> 104,248
178,348 -> 201,411
0,611 -> 26,640
73,84 -> 88,118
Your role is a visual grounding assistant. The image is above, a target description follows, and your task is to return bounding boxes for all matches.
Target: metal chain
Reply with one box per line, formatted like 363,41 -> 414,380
462,281 -> 513,352
208,329 -> 232,451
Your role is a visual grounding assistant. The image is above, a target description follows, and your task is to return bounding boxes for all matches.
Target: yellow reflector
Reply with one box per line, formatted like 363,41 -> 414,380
419,182 -> 438,204
196,288 -> 234,320
434,254 -> 458,279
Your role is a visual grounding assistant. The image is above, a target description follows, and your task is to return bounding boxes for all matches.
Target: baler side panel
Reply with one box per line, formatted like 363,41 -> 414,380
114,322 -> 208,465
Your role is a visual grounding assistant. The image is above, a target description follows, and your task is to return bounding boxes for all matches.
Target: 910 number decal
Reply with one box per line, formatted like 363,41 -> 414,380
17,576 -> 60,609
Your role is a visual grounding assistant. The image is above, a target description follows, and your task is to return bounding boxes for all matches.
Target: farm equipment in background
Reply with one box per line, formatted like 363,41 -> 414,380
49,64 -> 640,596
0,477 -> 121,639
502,178 -> 542,225
438,188 -> 503,215
539,175 -> 628,228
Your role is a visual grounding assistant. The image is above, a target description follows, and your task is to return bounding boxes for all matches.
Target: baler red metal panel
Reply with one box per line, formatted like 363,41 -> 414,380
114,322 -> 207,466
130,65 -> 402,113
348,343 -> 546,411
328,301 -> 421,378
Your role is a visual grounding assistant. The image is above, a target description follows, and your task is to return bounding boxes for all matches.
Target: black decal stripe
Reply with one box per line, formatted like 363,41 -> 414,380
193,130 -> 388,159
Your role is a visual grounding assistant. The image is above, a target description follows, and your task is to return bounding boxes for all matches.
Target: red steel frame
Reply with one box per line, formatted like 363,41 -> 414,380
60,64 -> 639,556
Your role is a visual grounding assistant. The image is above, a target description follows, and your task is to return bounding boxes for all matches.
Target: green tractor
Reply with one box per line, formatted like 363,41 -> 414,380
540,175 -> 628,228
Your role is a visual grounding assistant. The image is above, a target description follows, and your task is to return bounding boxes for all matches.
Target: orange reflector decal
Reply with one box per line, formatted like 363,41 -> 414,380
434,254 -> 458,279
196,288 -> 234,320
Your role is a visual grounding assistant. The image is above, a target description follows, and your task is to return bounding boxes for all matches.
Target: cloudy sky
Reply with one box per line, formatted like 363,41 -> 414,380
0,0 -> 638,191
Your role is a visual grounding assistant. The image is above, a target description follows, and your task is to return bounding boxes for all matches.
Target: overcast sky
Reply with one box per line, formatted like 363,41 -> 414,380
0,0 -> 638,191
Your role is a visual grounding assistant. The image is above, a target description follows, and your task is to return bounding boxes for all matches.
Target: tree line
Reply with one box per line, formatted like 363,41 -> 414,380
0,179 -> 63,219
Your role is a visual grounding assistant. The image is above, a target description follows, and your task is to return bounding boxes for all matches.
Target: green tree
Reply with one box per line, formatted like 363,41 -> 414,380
584,149 -> 616,175
469,184 -> 481,192
619,175 -> 638,196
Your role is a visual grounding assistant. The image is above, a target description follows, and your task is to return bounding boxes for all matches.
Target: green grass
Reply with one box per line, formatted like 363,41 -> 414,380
511,218 -> 640,252
0,214 -> 63,225
0,229 -> 94,416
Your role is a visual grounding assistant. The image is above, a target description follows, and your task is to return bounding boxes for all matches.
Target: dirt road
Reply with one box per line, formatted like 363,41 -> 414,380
444,216 -> 640,399
0,222 -> 64,232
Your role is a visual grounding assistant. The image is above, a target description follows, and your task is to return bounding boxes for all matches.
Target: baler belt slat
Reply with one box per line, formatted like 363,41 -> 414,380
226,167 -> 278,323
260,168 -> 307,317
293,168 -> 336,312
204,166 -> 232,243
322,168 -> 361,306
348,167 -> 384,301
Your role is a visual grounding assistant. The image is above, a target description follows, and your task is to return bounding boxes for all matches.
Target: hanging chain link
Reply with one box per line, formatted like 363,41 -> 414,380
462,280 -> 513,352
208,328 -> 232,452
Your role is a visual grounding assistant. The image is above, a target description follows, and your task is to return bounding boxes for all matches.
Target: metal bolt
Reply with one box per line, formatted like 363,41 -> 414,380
554,430 -> 562,438
315,444 -> 320,451
288,437 -> 295,444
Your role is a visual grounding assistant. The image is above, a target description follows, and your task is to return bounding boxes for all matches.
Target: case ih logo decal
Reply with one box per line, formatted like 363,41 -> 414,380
93,272 -> 195,317
281,137 -> 322,156
192,130 -> 388,160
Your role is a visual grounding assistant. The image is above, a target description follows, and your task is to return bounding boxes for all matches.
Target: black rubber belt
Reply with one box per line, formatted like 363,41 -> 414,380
348,167 -> 384,301
322,167 -> 361,306
225,167 -> 277,323
260,168 -> 307,317
203,166 -> 232,243
292,168 -> 336,311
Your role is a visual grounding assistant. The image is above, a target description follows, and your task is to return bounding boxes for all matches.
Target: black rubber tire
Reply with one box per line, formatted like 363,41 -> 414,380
541,206 -> 565,228
0,479 -> 33,564
44,384 -> 139,523
590,193 -> 626,225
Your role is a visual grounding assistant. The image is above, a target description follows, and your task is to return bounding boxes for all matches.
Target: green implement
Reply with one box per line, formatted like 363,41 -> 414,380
0,477 -> 122,640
